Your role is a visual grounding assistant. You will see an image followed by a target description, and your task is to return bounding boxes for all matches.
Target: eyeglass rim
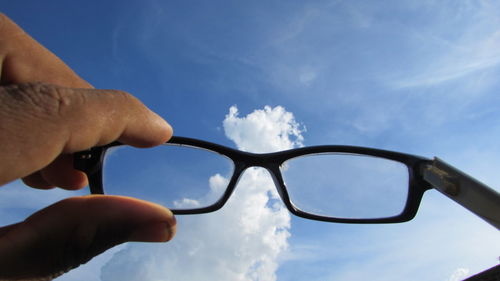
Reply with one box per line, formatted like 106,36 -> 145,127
74,136 -> 433,224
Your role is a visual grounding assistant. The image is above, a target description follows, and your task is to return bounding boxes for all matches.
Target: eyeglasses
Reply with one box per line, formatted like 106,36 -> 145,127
74,136 -> 500,228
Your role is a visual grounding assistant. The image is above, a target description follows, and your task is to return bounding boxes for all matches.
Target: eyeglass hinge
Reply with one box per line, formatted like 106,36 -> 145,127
76,153 -> 93,160
74,150 -> 99,173
422,157 -> 500,230
422,160 -> 459,196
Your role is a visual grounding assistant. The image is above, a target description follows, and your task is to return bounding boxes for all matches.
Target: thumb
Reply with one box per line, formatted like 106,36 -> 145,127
0,195 -> 176,280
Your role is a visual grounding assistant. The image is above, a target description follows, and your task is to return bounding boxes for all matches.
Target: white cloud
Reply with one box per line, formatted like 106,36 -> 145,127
0,181 -> 88,225
298,70 -> 317,86
448,268 -> 470,281
392,34 -> 500,90
390,2 -> 500,90
223,105 -> 304,153
99,105 -> 303,281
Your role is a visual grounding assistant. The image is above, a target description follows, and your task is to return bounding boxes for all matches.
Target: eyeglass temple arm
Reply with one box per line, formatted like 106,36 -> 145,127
422,157 -> 500,230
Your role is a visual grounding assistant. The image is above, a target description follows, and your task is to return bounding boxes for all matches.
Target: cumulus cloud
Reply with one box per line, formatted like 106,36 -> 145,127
223,105 -> 304,153
100,105 -> 303,281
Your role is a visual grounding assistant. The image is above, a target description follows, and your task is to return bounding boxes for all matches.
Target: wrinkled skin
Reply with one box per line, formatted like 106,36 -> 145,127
0,14 -> 176,280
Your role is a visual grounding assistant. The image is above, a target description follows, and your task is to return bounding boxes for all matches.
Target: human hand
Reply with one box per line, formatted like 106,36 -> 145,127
0,14 -> 176,280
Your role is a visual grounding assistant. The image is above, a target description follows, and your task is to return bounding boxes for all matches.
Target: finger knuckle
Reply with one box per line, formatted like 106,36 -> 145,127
4,82 -> 78,119
107,89 -> 139,105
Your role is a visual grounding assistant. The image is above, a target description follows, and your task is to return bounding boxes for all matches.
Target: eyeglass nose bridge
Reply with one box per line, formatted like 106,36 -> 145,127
212,156 -> 296,216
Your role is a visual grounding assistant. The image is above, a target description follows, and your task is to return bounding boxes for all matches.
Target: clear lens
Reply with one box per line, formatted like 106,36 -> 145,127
281,153 -> 409,219
103,144 -> 234,210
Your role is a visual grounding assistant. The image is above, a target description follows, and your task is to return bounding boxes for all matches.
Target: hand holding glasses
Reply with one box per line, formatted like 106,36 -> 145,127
74,137 -> 500,229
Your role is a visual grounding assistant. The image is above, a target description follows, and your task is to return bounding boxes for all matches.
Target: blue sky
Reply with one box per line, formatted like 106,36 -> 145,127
1,1 -> 500,280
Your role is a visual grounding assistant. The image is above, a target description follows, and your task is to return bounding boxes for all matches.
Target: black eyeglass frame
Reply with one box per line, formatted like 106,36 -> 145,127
74,136 -> 435,224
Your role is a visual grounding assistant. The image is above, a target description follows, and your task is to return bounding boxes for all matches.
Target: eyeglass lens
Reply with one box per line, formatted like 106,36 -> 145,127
281,154 -> 409,219
103,144 -> 234,209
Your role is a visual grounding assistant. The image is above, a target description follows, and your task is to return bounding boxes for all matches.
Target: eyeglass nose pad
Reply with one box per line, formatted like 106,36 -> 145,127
215,162 -> 248,205
264,164 -> 295,213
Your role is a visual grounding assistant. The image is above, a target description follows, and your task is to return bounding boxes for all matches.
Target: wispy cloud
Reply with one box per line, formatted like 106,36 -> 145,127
389,2 -> 500,90
0,182 -> 87,224
448,268 -> 470,281
392,31 -> 500,89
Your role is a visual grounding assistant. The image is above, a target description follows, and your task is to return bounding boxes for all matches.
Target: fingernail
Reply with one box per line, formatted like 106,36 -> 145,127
129,222 -> 175,242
